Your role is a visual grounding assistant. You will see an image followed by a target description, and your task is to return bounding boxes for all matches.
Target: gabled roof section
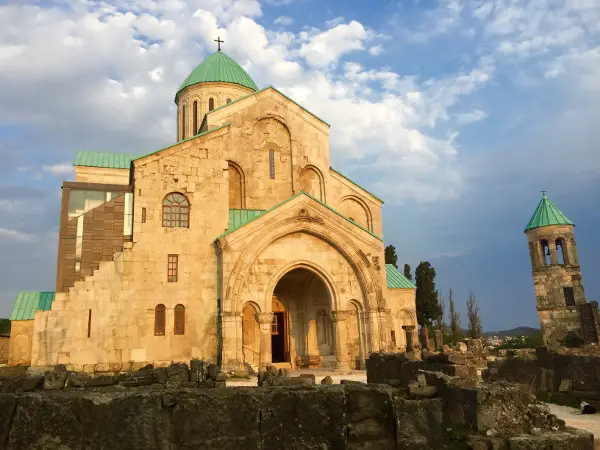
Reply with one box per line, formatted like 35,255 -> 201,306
133,122 -> 231,164
385,264 -> 416,289
215,191 -> 383,241
206,85 -> 330,127
74,151 -> 143,169
330,167 -> 384,204
10,292 -> 55,321
228,209 -> 265,233
525,193 -> 574,232
72,124 -> 231,170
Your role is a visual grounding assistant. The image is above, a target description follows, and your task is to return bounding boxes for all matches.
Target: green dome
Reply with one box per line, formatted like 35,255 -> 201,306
176,51 -> 258,100
524,193 -> 574,232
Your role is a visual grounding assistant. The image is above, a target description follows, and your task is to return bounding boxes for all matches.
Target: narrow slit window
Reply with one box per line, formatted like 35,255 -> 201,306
209,98 -> 214,111
168,254 -> 178,282
269,149 -> 275,179
174,304 -> 185,335
87,309 -> 92,338
182,104 -> 186,139
193,101 -> 198,135
155,304 -> 166,336
141,207 -> 147,223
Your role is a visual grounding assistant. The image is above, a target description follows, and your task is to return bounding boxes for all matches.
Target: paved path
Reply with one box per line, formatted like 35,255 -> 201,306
546,403 -> 600,449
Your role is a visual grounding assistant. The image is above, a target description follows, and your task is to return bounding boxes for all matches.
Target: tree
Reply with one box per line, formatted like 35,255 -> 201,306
436,291 -> 445,331
415,261 -> 441,327
403,264 -> 412,281
384,245 -> 398,269
448,287 -> 462,344
466,288 -> 483,338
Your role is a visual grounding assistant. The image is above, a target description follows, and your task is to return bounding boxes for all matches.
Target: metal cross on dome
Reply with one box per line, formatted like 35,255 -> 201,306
214,37 -> 224,52
541,190 -> 547,197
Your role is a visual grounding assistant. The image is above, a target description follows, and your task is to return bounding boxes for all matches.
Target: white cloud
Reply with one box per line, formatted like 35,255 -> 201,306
274,16 -> 294,26
299,21 -> 368,67
0,228 -> 33,243
265,0 -> 295,5
368,45 -> 382,56
42,163 -> 74,176
457,109 -> 487,125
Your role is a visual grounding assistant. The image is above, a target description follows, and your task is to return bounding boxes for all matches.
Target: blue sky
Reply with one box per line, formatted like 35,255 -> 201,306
0,0 -> 599,331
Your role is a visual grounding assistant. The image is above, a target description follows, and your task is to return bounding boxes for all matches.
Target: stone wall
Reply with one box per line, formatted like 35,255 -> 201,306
484,347 -> 600,407
0,335 -> 9,363
8,321 -> 33,367
0,375 -> 592,449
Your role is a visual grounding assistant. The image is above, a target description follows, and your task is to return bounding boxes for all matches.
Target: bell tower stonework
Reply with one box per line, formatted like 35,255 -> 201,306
525,193 -> 599,348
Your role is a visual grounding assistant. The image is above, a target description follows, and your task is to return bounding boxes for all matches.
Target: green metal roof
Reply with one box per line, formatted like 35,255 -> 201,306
176,51 -> 258,101
385,264 -> 416,289
73,151 -> 143,169
229,209 -> 265,233
216,191 -> 383,241
10,292 -> 55,321
525,194 -> 574,232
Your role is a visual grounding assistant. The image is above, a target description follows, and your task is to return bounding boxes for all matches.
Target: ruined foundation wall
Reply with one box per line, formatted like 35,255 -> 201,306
484,347 -> 600,405
0,381 -> 593,450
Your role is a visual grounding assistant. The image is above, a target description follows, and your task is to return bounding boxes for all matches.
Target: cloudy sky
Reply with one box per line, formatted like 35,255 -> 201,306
0,0 -> 599,331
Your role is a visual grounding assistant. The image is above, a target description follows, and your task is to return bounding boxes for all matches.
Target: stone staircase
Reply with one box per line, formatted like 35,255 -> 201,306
580,303 -> 599,344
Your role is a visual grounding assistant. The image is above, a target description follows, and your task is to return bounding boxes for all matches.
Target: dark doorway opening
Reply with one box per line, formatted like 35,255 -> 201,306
271,312 -> 289,363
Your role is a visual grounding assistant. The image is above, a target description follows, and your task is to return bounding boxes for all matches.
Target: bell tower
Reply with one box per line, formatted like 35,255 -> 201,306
525,192 -> 599,348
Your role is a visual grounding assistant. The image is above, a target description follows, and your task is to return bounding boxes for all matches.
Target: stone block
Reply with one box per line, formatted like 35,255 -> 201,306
190,358 -> 206,383
507,428 -> 594,449
321,376 -> 333,385
558,379 -> 573,392
298,373 -> 316,385
345,383 -> 395,449
166,363 -> 190,384
409,386 -> 438,398
259,386 -> 347,450
2,376 -> 44,393
173,389 -> 260,449
394,398 -> 443,450
44,368 -> 68,390
109,363 -> 122,372
82,364 -> 95,373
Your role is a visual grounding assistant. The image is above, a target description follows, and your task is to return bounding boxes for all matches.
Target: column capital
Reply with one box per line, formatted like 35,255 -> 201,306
402,325 -> 416,331
257,312 -> 274,325
332,310 -> 348,322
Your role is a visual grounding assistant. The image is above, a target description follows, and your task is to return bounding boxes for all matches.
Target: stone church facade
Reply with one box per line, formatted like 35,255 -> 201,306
9,50 -> 417,371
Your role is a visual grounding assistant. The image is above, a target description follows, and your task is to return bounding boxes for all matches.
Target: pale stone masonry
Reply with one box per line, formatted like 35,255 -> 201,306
9,50 -> 417,371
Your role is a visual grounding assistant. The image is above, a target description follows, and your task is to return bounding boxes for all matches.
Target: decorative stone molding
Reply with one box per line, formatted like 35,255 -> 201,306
257,312 -> 274,325
331,311 -> 349,322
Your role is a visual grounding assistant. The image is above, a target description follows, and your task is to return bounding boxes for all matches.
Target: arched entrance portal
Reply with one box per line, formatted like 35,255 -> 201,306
271,268 -> 336,368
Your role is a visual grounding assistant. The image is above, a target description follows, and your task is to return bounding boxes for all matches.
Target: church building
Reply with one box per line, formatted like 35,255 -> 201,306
8,46 -> 417,371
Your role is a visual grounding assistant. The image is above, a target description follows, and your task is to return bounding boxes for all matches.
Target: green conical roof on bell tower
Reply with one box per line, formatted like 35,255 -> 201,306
524,193 -> 574,232
175,51 -> 258,101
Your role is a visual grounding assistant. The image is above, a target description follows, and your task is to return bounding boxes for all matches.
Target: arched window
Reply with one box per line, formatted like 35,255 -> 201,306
269,149 -> 275,179
155,304 -> 166,336
556,238 -> 568,265
162,193 -> 190,228
541,239 -> 550,265
174,304 -> 185,335
209,98 -> 214,111
193,101 -> 198,135
226,98 -> 231,104
182,104 -> 186,140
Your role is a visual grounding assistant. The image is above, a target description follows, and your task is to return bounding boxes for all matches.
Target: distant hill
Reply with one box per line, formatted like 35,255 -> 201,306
0,318 -> 10,335
483,326 -> 540,337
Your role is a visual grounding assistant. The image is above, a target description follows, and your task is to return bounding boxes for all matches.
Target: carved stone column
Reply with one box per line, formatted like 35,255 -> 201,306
332,310 -> 349,369
402,325 -> 415,352
434,329 -> 443,351
257,312 -> 274,371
